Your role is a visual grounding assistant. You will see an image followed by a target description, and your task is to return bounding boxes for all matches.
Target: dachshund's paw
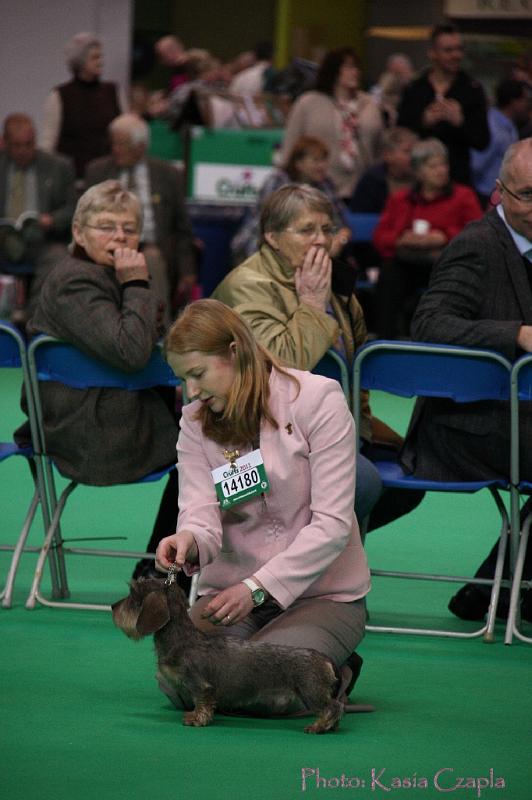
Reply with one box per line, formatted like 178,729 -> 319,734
183,709 -> 212,727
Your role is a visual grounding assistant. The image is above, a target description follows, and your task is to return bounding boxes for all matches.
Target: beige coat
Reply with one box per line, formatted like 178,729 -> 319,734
279,90 -> 384,198
212,245 -> 372,441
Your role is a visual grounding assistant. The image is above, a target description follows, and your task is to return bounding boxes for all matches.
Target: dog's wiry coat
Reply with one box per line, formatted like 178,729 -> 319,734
112,578 -> 344,733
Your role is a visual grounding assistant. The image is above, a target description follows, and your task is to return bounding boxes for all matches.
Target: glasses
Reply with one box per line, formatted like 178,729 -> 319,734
85,223 -> 139,237
498,180 -> 532,205
285,224 -> 338,239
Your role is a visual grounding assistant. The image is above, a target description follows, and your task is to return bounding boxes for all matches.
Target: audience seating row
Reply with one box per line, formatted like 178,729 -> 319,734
1,326 -> 530,644
0,324 -> 182,611
310,338 -> 531,644
354,341 -> 512,642
0,321 -> 62,607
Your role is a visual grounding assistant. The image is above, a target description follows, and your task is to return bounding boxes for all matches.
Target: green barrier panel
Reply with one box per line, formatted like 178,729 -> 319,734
187,126 -> 283,204
148,120 -> 184,162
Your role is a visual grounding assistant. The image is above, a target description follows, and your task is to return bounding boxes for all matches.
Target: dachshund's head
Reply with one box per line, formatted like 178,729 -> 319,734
112,578 -> 172,639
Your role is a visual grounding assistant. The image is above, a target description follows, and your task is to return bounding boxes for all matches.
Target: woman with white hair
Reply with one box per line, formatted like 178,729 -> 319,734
15,180 -> 187,588
41,32 -> 122,178
373,137 -> 482,338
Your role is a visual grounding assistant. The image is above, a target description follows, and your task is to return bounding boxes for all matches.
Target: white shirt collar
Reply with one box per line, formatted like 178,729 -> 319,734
497,204 -> 532,260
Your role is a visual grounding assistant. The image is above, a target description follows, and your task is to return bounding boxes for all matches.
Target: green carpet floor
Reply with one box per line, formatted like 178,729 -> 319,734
1,367 -> 531,800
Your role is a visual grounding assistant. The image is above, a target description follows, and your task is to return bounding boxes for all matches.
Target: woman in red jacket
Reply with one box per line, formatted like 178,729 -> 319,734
372,137 -> 482,338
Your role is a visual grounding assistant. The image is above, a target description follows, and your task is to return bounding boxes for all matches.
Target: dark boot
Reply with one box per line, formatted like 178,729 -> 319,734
338,652 -> 364,701
449,498 -> 532,621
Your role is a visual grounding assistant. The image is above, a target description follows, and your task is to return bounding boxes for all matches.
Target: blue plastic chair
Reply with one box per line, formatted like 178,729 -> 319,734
353,340 -> 513,641
505,354 -> 532,644
189,206 -> 246,297
0,322 -> 59,607
343,211 -> 381,293
344,212 -> 380,243
25,336 -> 181,611
312,349 -> 350,402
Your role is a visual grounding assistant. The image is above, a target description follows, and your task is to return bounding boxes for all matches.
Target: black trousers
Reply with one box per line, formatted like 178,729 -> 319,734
474,498 -> 532,600
133,452 -> 191,594
402,406 -> 532,594
375,256 -> 435,339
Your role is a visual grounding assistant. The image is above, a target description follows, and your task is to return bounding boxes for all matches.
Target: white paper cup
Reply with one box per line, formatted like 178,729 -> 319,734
413,219 -> 430,235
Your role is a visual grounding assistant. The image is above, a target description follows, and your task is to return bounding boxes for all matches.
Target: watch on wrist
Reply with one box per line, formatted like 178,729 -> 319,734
242,577 -> 266,607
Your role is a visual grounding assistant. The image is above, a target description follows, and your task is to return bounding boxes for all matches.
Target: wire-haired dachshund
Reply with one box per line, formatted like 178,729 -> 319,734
112,577 -> 344,733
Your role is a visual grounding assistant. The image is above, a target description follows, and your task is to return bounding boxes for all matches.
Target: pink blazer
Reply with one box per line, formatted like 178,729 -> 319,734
177,368 -> 371,609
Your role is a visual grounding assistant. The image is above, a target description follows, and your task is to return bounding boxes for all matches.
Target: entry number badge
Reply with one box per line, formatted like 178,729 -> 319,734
212,448 -> 270,509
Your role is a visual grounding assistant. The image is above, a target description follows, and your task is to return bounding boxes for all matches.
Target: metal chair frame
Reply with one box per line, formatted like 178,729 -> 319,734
0,322 -> 61,607
353,340 -> 513,641
505,354 -> 532,644
312,349 -> 350,402
25,335 -> 183,612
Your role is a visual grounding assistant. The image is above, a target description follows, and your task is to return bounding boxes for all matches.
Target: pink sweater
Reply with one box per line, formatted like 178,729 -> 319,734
178,368 -> 370,609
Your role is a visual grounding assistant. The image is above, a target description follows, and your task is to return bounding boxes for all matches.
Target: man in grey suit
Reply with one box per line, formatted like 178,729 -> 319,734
0,113 -> 76,316
85,113 -> 195,328
401,137 -> 532,621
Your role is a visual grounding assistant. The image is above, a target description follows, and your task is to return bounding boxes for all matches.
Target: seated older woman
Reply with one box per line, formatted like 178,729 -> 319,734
373,137 -> 483,339
213,184 -> 405,523
15,180 -> 184,583
231,135 -> 351,264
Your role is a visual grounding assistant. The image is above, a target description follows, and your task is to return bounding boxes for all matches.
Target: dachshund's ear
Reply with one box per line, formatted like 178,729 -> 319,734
136,591 -> 170,636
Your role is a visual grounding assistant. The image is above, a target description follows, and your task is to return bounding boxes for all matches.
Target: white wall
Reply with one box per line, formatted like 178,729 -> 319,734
0,0 -> 132,140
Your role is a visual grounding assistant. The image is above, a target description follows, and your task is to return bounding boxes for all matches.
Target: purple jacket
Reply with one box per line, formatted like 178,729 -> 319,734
178,367 -> 370,609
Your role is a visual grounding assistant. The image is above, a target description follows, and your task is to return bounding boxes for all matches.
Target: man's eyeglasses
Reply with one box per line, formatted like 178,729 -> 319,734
498,180 -> 532,205
285,224 -> 338,239
85,223 -> 139,237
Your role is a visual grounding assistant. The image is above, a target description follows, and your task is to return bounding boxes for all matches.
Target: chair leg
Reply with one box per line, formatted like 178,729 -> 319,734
42,459 -> 71,599
365,488 -> 511,640
1,490 -> 40,608
25,482 -> 75,609
504,486 -> 524,645
1,456 -> 61,608
483,489 -> 509,643
505,513 -> 532,645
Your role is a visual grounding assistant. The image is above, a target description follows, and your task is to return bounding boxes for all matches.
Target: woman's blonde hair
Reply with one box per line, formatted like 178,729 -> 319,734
69,180 -> 142,252
165,299 -> 299,446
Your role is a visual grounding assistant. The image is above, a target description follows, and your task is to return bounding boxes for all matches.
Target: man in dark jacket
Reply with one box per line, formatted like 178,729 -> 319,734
402,137 -> 532,621
0,113 -> 76,318
86,113 -> 195,328
397,23 -> 490,185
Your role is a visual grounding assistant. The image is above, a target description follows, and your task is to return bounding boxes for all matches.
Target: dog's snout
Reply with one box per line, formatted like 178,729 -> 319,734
112,596 -> 144,639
